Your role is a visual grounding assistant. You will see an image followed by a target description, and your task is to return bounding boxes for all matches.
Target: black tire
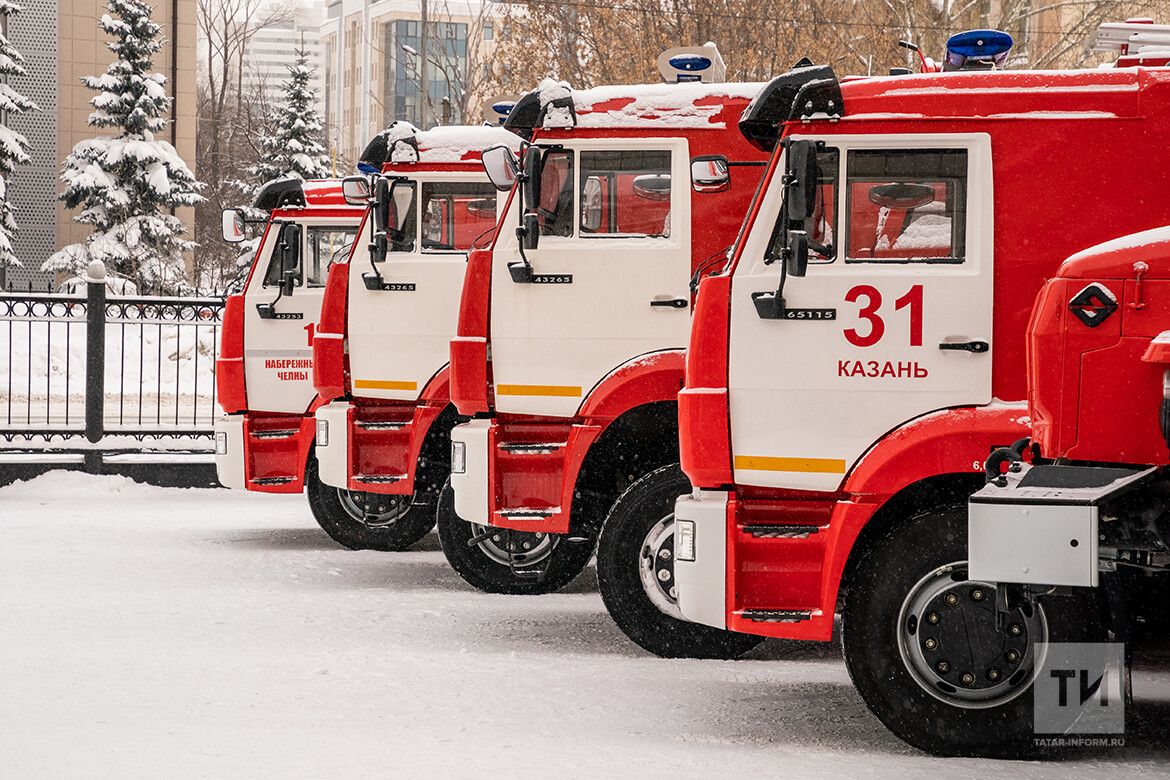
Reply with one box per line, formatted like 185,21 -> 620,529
436,479 -> 595,595
843,502 -> 1105,758
597,464 -> 765,659
305,455 -> 436,552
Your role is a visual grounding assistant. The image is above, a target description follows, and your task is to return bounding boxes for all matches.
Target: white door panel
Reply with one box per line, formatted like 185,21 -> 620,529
728,134 -> 994,491
243,218 -> 355,414
348,173 -> 499,401
490,139 -> 692,418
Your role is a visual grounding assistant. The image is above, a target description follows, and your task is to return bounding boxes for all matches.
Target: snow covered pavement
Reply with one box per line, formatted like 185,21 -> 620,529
2,472 -> 1169,778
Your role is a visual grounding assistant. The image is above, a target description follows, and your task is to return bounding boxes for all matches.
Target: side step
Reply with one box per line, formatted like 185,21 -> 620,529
356,420 -> 407,431
251,429 -> 299,440
251,476 -> 295,486
353,474 -> 405,484
498,442 -> 565,454
739,609 -> 813,624
496,507 -> 559,521
742,525 -> 824,539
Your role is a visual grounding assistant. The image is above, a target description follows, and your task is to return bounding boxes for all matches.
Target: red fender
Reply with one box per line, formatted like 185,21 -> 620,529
577,350 -> 686,422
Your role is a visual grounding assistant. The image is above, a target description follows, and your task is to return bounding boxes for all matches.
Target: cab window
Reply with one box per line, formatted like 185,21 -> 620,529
579,150 -> 672,238
766,147 -> 838,264
421,181 -> 499,251
537,149 -> 574,238
845,149 -> 967,263
388,181 -> 417,253
262,225 -> 357,288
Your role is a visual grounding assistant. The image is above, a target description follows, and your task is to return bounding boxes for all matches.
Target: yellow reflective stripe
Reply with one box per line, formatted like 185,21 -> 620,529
354,379 -> 418,391
734,455 -> 847,474
496,384 -> 583,398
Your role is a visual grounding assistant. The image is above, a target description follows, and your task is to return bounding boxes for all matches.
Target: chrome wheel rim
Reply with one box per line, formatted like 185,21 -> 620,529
896,560 -> 1048,710
337,489 -> 412,529
639,514 -> 682,619
474,525 -> 556,568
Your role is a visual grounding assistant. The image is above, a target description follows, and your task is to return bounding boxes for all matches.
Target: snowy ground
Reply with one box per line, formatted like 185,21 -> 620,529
2,473 -> 1169,778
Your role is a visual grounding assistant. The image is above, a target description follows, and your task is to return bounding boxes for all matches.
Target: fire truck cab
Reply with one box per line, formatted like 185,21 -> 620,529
310,123 -> 515,551
966,224 -> 1170,738
444,47 -> 773,658
214,178 -> 362,510
668,38 -> 1170,754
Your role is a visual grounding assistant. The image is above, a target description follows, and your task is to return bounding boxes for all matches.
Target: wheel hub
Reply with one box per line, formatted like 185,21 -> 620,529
337,489 -> 411,529
897,562 -> 1047,709
474,526 -> 556,568
639,516 -> 681,619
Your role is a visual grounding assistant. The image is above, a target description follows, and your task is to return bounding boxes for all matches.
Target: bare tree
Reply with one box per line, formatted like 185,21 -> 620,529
194,0 -> 292,292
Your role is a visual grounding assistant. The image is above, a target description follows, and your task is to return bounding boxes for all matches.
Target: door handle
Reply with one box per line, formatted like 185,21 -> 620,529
938,340 -> 989,353
650,298 -> 689,309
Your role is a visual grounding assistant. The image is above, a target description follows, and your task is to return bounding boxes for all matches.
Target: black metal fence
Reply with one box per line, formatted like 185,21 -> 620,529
0,271 -> 224,471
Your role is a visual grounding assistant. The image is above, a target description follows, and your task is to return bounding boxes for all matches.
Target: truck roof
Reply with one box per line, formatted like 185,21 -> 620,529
834,66 -> 1161,123
506,77 -> 765,138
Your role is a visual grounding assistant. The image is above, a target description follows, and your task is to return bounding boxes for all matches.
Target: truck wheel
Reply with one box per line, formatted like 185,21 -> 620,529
305,456 -> 436,552
597,465 -> 764,659
436,479 -> 595,595
843,502 -> 1104,758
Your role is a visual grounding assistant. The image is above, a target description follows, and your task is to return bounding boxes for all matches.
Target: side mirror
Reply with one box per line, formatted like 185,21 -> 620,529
632,174 -> 671,201
391,181 -> 414,230
341,176 -> 370,206
522,146 -> 542,214
372,177 -> 390,235
278,222 -> 302,295
581,177 -> 603,231
221,208 -> 246,243
787,230 -> 809,278
784,139 -> 818,223
481,145 -> 519,192
690,156 -> 730,193
521,212 -> 540,251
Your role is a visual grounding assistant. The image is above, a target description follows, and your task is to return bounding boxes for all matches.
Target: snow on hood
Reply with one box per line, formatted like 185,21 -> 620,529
381,121 -> 421,163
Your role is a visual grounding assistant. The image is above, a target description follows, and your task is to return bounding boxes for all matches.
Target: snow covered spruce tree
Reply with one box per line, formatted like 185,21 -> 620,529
244,49 -> 330,193
225,49 -> 330,290
44,0 -> 202,294
0,0 -> 37,273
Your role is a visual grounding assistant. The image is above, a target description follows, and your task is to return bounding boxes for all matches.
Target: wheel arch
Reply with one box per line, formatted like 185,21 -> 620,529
569,399 -> 681,537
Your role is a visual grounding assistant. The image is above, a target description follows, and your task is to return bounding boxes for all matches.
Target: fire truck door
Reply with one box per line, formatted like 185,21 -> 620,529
489,138 -> 692,417
728,134 -> 994,491
243,220 -> 357,413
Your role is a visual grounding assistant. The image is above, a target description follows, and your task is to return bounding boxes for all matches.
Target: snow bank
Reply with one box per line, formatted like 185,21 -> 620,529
0,469 -> 168,498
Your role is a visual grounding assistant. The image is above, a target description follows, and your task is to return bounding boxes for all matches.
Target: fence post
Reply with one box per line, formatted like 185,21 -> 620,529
84,261 -> 107,473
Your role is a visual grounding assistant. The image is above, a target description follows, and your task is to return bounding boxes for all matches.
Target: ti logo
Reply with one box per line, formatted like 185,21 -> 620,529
1034,642 -> 1125,737
1068,284 -> 1118,328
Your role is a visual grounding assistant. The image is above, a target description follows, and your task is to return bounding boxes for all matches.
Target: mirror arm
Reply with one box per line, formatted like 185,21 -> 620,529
752,251 -> 789,320
363,231 -> 387,290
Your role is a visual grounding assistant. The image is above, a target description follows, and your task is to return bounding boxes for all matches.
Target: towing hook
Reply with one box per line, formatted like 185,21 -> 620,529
984,437 -> 1030,486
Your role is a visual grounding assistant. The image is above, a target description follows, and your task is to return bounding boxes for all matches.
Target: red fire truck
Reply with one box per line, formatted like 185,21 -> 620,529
215,178 -> 363,531
965,224 -> 1170,747
662,33 -> 1170,753
311,123 -> 516,551
443,47 -> 773,658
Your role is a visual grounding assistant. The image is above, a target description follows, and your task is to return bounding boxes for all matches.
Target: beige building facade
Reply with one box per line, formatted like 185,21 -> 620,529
319,0 -> 498,169
3,0 -> 196,290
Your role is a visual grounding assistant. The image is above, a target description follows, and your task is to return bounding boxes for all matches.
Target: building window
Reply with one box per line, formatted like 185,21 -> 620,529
383,18 -> 468,127
483,22 -> 494,40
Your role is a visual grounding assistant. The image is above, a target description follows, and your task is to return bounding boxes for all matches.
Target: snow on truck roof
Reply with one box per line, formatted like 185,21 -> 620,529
507,77 -> 766,136
361,122 -> 518,170
836,66 -> 1164,122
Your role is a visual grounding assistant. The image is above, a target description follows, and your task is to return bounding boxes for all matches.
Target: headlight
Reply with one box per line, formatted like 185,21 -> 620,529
451,440 -> 466,474
675,519 -> 695,562
215,430 -> 228,455
316,417 -> 329,447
